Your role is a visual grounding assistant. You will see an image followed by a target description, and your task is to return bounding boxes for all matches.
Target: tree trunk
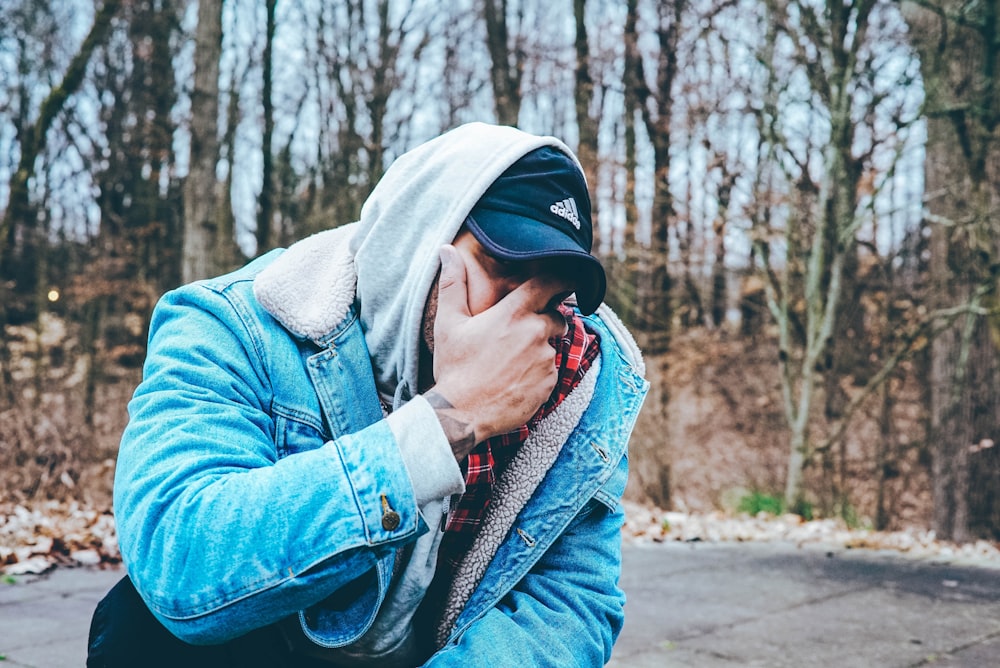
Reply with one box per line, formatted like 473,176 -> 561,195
903,0 -> 1000,541
256,0 -> 277,255
483,0 -> 522,126
627,0 -> 680,354
182,0 -> 228,283
710,172 -> 733,328
367,0 -> 396,187
573,0 -> 601,242
617,0 -> 681,509
621,0 -> 642,263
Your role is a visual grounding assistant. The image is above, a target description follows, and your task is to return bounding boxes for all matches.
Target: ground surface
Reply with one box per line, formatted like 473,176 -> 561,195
3,541 -> 1000,667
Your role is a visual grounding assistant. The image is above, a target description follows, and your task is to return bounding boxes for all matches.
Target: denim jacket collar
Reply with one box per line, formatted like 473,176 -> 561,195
253,224 -> 360,346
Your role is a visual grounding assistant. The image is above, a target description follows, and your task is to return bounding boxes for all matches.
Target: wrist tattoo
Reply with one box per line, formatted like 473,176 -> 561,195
425,390 -> 477,458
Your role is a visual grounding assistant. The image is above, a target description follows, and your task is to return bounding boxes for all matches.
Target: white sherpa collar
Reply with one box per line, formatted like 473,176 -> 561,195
252,224 -> 359,342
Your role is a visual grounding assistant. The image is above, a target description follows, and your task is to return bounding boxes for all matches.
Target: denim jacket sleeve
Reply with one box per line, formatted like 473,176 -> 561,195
423,455 -> 628,668
114,279 -> 449,644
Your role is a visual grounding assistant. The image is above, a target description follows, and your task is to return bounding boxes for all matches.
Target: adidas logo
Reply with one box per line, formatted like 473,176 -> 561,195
549,197 -> 581,229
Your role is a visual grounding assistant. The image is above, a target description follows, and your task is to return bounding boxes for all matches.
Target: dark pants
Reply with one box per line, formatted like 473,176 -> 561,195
86,576 -> 328,668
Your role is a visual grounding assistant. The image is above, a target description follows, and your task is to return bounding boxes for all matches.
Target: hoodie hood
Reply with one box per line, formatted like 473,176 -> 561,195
349,123 -> 583,408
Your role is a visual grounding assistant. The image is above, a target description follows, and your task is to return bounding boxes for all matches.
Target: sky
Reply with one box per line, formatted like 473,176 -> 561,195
1,0 -> 928,272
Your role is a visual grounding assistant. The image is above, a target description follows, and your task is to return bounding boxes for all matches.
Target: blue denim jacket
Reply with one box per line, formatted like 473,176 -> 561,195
114,250 -> 648,666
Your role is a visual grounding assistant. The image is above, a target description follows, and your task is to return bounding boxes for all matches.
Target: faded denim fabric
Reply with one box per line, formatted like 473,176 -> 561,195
113,250 -> 648,665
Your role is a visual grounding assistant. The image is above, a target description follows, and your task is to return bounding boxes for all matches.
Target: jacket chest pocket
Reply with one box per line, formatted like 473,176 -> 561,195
274,408 -> 329,458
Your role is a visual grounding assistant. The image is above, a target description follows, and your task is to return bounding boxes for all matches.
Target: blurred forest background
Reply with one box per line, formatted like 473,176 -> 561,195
1,0 -> 998,544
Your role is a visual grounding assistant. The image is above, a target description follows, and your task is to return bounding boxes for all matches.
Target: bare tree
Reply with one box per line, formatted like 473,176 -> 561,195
256,0 -> 278,254
613,0 -> 688,508
750,0 -> 934,511
627,0 -> 683,353
573,0 -> 602,237
292,0 -> 432,236
94,0 -> 181,287
903,0 -> 1000,542
440,5 -> 485,129
182,0 -> 236,283
0,0 -> 121,295
482,0 -> 524,125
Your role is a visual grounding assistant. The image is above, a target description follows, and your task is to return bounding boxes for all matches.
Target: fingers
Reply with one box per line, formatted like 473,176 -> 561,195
496,274 -> 574,317
428,244 -> 572,442
513,281 -> 572,343
434,245 -> 471,330
546,308 -> 570,346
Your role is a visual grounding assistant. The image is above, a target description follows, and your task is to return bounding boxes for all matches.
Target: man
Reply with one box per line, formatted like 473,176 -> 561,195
88,122 -> 647,667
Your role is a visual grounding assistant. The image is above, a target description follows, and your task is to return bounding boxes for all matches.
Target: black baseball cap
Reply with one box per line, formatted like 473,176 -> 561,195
465,146 -> 607,315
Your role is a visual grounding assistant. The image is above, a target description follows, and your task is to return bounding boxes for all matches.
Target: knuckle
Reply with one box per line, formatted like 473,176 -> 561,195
436,274 -> 457,293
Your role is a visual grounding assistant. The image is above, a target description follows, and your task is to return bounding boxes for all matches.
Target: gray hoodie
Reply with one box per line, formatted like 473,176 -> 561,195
349,122 -> 585,410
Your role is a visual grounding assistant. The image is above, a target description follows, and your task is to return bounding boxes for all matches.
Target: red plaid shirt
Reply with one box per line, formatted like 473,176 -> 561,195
436,305 -> 600,571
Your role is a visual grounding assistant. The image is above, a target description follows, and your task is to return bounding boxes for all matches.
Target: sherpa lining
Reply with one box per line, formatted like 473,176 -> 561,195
252,224 -> 359,342
434,354 -> 602,646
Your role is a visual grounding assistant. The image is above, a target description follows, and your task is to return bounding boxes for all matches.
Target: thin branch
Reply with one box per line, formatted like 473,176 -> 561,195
813,286 -> 994,455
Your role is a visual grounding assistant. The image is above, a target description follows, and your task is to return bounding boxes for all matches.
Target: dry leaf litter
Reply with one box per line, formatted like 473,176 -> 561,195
3,500 -> 999,576
622,500 -> 1000,568
1,502 -> 119,575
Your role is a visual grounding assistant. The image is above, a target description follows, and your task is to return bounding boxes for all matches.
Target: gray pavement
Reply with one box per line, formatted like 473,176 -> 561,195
1,541 -> 998,667
611,542 -> 1000,667
0,563 -> 121,668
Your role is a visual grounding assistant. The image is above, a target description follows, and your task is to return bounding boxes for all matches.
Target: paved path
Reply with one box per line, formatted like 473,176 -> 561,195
1,541 -> 998,667
611,542 -> 1000,667
0,563 -> 121,667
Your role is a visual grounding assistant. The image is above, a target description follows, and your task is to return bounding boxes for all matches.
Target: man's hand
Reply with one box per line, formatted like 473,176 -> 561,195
427,244 -> 569,461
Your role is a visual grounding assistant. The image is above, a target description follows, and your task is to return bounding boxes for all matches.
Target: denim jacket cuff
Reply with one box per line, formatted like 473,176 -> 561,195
387,396 -> 465,507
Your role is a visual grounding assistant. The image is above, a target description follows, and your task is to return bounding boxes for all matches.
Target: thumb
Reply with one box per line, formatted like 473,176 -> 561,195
434,244 -> 471,327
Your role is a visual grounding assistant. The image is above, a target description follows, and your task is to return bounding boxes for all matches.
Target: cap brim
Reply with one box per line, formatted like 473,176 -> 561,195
466,211 -> 606,315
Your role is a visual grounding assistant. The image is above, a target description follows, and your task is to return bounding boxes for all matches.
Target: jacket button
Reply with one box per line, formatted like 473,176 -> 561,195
380,493 -> 400,531
382,509 -> 401,531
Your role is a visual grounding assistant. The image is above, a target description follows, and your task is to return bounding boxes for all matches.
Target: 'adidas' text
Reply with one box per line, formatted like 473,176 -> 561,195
550,197 -> 581,229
